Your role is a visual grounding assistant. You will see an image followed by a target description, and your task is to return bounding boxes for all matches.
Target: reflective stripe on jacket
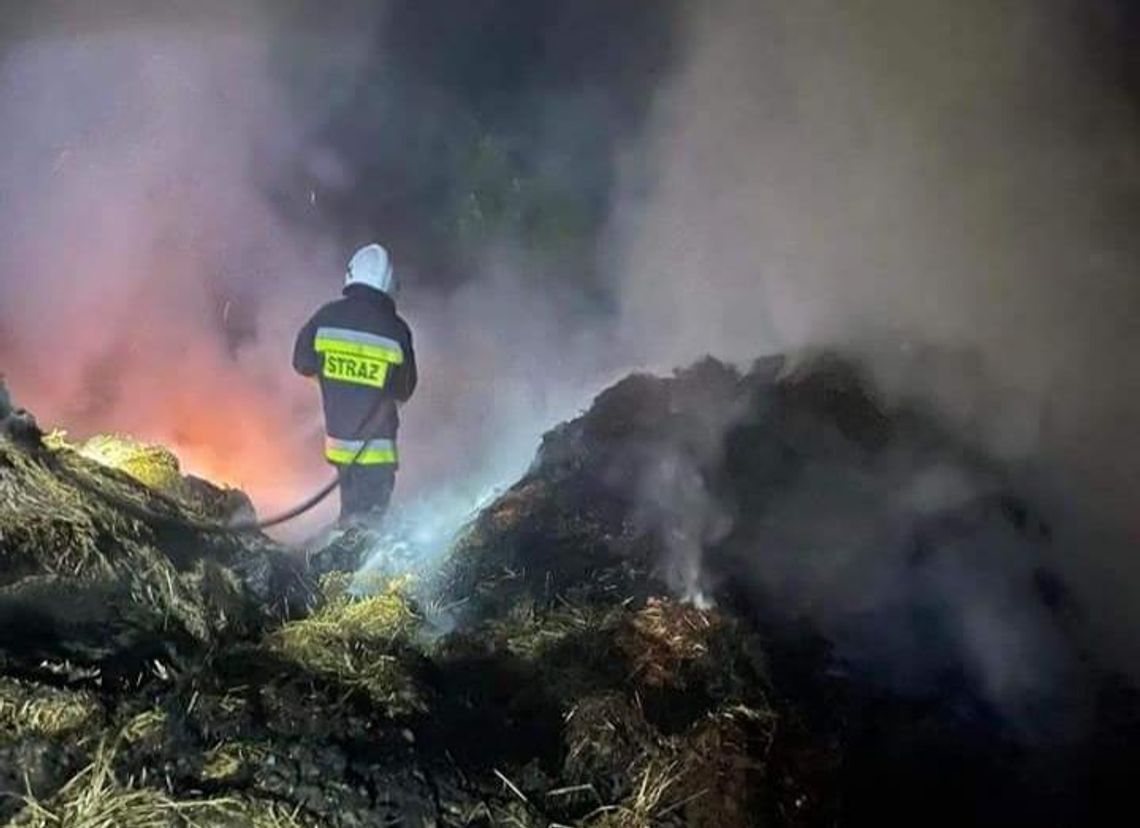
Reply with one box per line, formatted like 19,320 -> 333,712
325,437 -> 399,466
293,284 -> 417,465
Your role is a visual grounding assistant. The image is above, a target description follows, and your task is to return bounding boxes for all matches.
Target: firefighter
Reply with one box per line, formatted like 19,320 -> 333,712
293,243 -> 417,525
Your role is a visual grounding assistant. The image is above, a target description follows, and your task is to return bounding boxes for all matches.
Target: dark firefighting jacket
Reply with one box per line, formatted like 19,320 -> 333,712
293,284 -> 417,466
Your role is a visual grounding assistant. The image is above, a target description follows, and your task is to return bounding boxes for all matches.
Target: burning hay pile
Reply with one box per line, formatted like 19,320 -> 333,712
0,353 -> 1136,826
0,434 -> 291,677
0,425 -> 317,822
432,351 -> 1139,825
0,363 -> 817,826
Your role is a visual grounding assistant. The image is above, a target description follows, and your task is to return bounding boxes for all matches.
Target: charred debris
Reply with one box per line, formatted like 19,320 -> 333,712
0,353 -> 1136,826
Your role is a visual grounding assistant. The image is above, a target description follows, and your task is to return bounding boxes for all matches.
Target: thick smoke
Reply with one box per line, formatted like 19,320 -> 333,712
0,5 -> 353,531
609,0 -> 1140,671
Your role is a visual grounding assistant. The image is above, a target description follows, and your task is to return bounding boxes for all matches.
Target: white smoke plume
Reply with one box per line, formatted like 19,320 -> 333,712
609,0 -> 1140,673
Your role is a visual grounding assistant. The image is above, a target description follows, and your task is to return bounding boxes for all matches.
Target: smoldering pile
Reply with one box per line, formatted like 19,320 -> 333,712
441,349 -> 1140,824
1,352 -> 1137,827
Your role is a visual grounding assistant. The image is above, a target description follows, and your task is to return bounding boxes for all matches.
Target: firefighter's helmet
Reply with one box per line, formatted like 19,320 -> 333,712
346,243 -> 397,296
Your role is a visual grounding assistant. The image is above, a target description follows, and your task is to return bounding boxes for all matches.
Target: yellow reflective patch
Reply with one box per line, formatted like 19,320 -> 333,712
314,337 -> 403,365
326,446 -> 398,465
321,351 -> 390,388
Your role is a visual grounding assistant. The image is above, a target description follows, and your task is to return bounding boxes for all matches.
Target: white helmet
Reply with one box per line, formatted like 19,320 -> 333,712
345,243 -> 397,296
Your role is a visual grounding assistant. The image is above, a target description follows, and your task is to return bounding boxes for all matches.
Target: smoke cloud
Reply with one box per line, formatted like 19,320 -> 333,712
0,5 -> 353,531
608,0 -> 1140,670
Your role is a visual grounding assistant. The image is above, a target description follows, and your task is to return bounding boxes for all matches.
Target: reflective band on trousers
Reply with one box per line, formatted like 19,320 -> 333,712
325,437 -> 399,466
314,328 -> 405,364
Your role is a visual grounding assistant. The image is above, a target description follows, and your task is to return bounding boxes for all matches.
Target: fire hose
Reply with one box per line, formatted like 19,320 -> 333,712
33,393 -> 392,535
